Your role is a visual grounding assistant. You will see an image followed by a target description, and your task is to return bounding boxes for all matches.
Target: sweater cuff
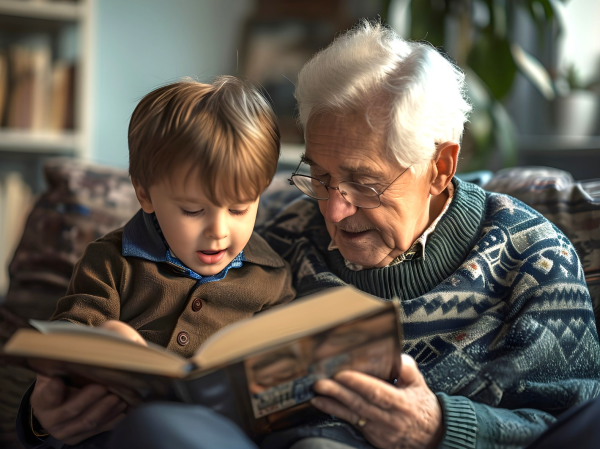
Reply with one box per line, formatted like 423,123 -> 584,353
435,393 -> 478,449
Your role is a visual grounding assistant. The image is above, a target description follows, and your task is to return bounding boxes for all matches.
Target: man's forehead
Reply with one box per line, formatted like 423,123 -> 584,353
306,112 -> 382,146
304,114 -> 392,174
305,112 -> 389,166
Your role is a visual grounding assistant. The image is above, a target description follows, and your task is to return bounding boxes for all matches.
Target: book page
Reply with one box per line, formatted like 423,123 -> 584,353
244,310 -> 398,419
30,319 -> 137,343
192,286 -> 391,371
4,326 -> 188,378
29,319 -> 171,353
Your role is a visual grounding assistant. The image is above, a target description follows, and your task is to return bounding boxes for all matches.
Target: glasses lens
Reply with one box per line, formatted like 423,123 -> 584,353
340,182 -> 380,208
292,175 -> 329,200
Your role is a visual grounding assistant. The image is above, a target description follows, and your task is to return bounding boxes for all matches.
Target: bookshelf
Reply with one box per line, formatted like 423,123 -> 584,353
0,0 -> 92,158
0,0 -> 93,299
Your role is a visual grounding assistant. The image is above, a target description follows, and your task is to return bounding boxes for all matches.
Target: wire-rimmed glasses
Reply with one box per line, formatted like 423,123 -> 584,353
288,164 -> 412,209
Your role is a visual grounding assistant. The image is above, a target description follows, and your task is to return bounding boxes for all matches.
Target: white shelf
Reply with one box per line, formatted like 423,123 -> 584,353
0,130 -> 80,153
0,0 -> 83,21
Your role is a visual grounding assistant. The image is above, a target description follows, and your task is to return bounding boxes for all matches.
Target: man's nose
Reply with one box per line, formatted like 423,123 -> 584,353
205,213 -> 228,240
324,188 -> 357,223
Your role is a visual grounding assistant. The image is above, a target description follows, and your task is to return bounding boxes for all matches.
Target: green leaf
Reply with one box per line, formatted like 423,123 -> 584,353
537,0 -> 555,21
464,69 -> 518,169
380,0 -> 394,24
510,43 -> 555,99
490,101 -> 518,167
548,0 -> 568,38
465,68 -> 492,109
467,32 -> 517,100
523,0 -> 548,45
492,0 -> 508,39
409,0 -> 446,46
464,70 -> 494,170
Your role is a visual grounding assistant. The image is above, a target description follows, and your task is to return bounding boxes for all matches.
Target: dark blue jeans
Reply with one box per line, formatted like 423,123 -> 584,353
108,403 -> 255,449
107,403 -> 369,449
525,395 -> 600,448
57,395 -> 600,449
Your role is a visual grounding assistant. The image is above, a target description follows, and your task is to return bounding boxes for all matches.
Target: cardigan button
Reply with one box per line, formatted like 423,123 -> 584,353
192,298 -> 203,312
177,331 -> 189,346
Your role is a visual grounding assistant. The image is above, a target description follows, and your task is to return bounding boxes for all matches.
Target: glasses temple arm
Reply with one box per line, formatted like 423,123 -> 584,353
288,160 -> 305,185
379,165 -> 412,195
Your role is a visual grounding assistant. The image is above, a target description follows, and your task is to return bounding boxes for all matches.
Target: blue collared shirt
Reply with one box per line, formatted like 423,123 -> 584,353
122,210 -> 246,286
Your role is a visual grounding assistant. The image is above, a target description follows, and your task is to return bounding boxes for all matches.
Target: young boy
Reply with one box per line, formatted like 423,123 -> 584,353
21,76 -> 295,446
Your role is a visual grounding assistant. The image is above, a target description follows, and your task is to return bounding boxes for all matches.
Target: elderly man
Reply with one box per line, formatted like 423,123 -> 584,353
255,21 -> 600,448
20,21 -> 600,449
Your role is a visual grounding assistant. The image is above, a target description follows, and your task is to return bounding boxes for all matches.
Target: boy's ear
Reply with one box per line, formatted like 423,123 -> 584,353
429,142 -> 459,196
131,178 -> 155,213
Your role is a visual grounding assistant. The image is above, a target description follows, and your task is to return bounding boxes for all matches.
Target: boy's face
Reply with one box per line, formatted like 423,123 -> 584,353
133,168 -> 260,276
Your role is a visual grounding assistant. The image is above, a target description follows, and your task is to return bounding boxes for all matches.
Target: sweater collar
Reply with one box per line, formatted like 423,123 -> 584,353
324,177 -> 487,300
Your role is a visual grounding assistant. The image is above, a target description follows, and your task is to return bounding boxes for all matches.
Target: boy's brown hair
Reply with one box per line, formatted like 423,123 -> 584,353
128,76 -> 280,205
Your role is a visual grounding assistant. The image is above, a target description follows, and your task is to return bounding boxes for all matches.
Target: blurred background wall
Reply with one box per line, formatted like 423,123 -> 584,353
0,0 -> 599,298
92,0 -> 254,167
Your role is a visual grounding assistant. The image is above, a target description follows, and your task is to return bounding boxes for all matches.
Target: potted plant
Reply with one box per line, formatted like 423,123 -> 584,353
551,63 -> 600,136
383,0 -> 568,171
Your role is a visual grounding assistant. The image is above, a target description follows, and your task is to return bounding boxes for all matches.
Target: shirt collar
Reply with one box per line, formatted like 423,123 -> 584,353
122,209 -> 246,285
328,181 -> 455,271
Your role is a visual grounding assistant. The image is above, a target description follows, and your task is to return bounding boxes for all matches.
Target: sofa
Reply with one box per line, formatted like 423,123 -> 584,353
0,158 -> 598,448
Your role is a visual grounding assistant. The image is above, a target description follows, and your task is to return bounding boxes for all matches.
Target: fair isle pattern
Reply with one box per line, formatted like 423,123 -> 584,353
260,178 -> 600,449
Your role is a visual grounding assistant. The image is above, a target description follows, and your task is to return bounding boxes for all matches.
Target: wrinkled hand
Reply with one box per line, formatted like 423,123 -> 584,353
311,354 -> 444,449
31,375 -> 127,445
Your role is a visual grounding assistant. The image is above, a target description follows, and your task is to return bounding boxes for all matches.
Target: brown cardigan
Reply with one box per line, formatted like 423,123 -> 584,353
52,222 -> 295,358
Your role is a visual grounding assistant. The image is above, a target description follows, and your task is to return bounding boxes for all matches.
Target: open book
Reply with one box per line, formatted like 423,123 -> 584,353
2,286 -> 402,439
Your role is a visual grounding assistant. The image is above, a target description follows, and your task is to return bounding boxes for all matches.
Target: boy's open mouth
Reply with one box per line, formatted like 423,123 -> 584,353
196,249 -> 226,265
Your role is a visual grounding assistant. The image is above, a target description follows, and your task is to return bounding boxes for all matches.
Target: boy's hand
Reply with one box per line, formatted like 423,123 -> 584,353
99,320 -> 147,346
30,321 -> 144,444
31,374 -> 127,445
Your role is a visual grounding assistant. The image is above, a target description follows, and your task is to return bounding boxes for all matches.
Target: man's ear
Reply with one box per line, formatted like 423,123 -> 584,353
131,178 -> 155,214
430,142 -> 459,196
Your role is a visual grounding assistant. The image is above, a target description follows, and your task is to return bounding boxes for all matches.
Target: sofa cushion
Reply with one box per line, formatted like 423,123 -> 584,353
2,158 -> 139,322
0,158 -> 139,448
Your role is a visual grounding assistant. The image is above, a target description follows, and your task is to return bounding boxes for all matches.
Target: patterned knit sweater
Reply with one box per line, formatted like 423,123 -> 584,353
260,177 -> 600,449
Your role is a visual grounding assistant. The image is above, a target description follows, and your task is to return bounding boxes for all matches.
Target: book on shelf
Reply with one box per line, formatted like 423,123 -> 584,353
50,61 -> 76,131
3,42 -> 75,132
6,45 -> 30,129
7,45 -> 50,130
2,286 -> 402,439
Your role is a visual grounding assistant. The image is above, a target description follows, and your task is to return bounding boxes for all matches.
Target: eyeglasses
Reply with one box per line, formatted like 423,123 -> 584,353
288,163 -> 412,209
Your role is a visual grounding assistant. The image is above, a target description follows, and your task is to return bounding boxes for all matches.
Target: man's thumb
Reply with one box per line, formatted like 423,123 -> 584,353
33,375 -> 66,409
397,354 -> 422,386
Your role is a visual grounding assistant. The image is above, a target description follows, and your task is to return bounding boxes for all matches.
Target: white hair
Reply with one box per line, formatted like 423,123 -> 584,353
295,20 -> 472,168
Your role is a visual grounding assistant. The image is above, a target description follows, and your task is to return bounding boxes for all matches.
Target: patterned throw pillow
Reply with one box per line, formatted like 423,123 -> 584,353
484,167 -> 600,327
0,158 -> 139,448
3,158 -> 139,321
